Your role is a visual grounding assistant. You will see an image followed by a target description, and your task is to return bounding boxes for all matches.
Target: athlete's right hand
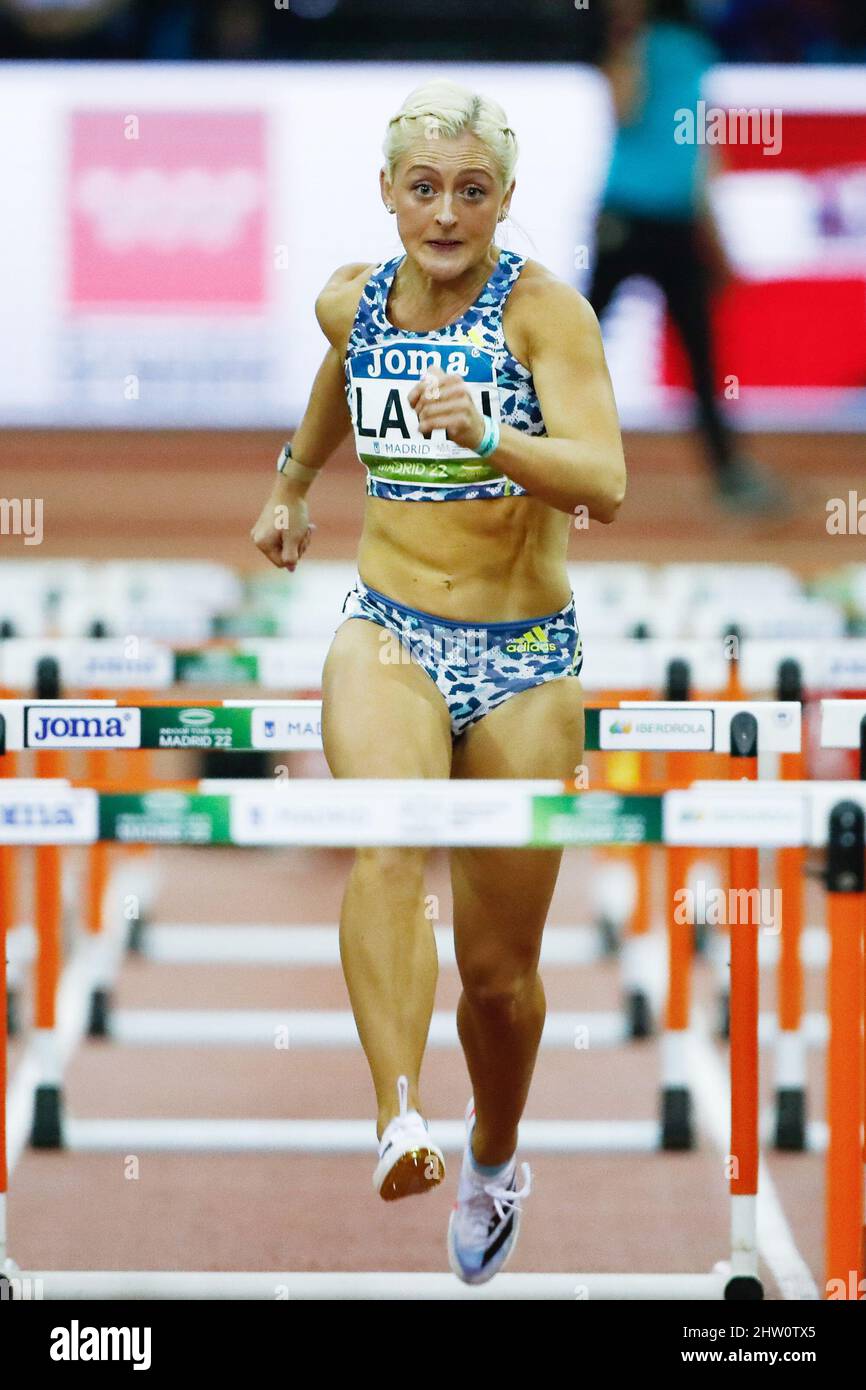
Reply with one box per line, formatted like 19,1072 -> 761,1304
250,486 -> 316,572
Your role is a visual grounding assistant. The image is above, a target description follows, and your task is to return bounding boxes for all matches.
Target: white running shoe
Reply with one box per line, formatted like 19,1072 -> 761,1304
447,1097 -> 531,1285
373,1074 -> 446,1201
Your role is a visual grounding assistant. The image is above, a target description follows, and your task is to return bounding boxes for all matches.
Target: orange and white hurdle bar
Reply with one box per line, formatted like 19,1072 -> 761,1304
1,709 -> 864,1297
0,630 -> 855,1049
3,633 -> 861,1147
2,696 -> 801,1158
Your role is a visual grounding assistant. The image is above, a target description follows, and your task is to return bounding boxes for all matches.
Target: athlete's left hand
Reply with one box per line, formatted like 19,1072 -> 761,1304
407,366 -> 485,451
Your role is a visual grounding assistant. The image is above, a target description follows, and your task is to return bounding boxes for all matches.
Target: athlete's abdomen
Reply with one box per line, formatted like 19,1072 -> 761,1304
357,494 -> 572,622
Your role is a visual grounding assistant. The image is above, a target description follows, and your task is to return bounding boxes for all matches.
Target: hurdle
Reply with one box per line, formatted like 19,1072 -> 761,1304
820,700 -> 866,1291
1,695 -> 801,1151
676,769 -> 866,1297
0,659 -> 843,1165
4,740 -> 862,1296
2,1270 -> 728,1300
0,768 -> 761,1298
5,629 -> 860,1078
2,570 -> 858,1081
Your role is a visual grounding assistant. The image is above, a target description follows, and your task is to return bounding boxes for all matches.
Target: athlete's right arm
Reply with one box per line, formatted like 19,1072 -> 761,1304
250,263 -> 373,571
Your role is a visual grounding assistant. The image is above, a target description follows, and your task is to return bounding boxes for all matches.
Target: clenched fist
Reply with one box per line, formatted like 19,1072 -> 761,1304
250,484 -> 315,572
407,366 -> 486,451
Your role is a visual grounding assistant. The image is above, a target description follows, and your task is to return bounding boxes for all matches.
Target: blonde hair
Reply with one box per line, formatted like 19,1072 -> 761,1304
382,79 -> 518,192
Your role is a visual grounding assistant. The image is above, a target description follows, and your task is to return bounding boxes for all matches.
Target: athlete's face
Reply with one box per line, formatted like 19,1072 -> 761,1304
382,131 -> 513,279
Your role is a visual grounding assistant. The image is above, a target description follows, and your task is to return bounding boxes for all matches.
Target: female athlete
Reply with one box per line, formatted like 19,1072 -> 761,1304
251,78 -> 626,1285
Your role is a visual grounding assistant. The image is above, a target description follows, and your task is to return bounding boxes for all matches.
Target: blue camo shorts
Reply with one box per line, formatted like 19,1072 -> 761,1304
339,575 -> 584,738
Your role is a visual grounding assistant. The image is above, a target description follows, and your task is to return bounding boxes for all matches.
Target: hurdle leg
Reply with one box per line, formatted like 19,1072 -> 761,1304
604,745 -> 655,1037
660,738 -> 698,1149
30,746 -> 66,1149
725,712 -> 762,1300
0,716 -> 8,1290
773,682 -> 808,1150
0,740 -> 19,1035
824,801 -> 865,1300
774,844 -> 807,1150
661,844 -> 693,1149
120,728 -> 158,954
622,841 -> 653,1038
85,737 -> 112,1036
594,750 -> 640,957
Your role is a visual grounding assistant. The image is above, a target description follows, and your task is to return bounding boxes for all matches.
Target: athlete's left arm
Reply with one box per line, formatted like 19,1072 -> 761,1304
493,282 -> 627,522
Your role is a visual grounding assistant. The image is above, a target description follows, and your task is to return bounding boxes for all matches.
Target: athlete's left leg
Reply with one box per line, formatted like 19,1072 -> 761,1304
449,674 -> 585,1166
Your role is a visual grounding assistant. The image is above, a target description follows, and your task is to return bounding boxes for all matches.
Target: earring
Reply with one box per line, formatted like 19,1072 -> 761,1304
386,205 -> 395,213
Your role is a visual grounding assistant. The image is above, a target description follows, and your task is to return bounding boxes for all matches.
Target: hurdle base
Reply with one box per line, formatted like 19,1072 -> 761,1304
126,913 -> 149,955
724,1275 -> 764,1301
7,986 -> 20,1037
625,990 -> 652,1040
30,1085 -> 64,1149
11,1269 -> 731,1300
660,1087 -> 694,1151
773,1088 -> 806,1152
717,991 -> 730,1042
597,914 -> 620,958
87,987 -> 112,1038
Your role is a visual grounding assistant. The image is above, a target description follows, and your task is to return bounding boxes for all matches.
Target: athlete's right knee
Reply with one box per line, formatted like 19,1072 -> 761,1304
353,845 -> 429,888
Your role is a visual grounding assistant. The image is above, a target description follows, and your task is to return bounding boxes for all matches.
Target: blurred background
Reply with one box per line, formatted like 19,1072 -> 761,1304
1,0 -> 865,577
3,1 -> 866,1299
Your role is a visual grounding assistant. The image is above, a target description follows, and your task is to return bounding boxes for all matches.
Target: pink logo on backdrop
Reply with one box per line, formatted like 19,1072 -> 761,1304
68,111 -> 267,309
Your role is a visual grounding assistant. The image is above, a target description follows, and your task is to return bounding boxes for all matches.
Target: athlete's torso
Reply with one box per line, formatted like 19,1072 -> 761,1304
324,250 -> 572,621
344,247 -> 546,501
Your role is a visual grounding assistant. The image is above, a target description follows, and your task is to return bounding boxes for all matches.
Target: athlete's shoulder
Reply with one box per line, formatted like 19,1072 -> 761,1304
314,261 -> 380,350
510,257 -> 595,318
509,258 -> 601,358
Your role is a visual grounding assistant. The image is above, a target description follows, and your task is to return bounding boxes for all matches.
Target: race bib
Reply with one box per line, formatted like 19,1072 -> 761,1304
347,336 -> 503,487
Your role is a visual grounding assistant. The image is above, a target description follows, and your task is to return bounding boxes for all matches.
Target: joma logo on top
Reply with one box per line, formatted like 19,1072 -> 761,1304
26,708 -> 141,748
364,347 -> 471,378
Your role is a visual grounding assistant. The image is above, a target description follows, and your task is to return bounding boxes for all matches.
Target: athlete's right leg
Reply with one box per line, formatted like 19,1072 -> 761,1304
321,616 -> 453,1141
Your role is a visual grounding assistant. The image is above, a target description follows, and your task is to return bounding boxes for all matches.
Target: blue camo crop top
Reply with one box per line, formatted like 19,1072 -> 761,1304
343,247 -> 546,501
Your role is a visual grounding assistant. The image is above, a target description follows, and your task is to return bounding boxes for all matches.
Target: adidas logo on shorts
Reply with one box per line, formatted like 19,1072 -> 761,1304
504,624 -> 558,654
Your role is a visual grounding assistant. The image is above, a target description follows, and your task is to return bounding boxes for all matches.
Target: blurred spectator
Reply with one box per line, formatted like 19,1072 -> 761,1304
141,0 -> 199,59
587,0 -> 786,514
0,0 -> 137,55
203,0 -> 267,60
834,0 -> 866,60
0,0 -> 861,68
698,0 -> 866,62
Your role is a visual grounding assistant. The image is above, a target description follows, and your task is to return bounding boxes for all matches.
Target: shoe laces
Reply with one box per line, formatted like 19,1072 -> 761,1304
379,1074 -> 427,1153
486,1163 -> 532,1223
460,1161 -> 532,1238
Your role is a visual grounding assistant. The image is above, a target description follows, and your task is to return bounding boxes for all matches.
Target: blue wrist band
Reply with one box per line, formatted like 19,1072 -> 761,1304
475,415 -> 500,458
